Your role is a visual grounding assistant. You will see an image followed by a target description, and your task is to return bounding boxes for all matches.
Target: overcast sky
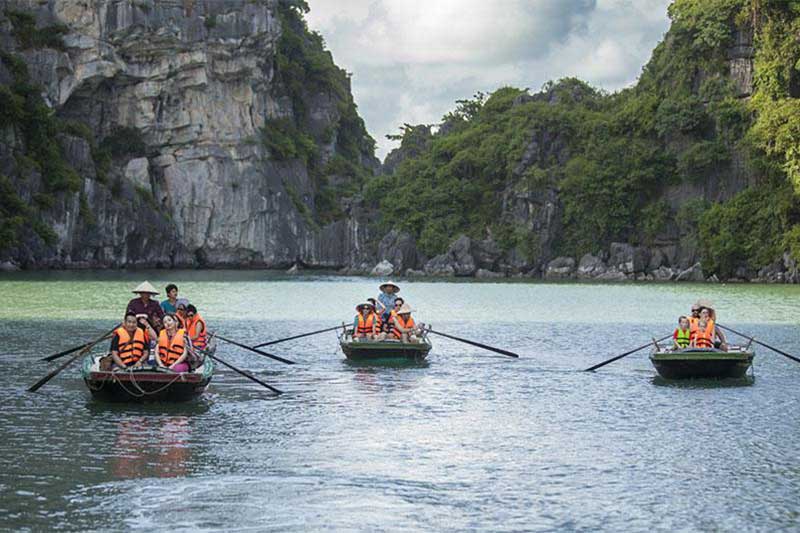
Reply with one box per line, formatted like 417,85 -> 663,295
306,0 -> 673,159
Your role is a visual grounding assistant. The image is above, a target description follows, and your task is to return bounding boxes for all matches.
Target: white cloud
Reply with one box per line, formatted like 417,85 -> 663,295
306,0 -> 672,159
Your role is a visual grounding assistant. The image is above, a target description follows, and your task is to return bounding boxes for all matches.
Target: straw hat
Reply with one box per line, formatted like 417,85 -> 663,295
695,298 -> 714,310
132,280 -> 159,295
379,281 -> 400,292
397,303 -> 413,315
356,302 -> 373,311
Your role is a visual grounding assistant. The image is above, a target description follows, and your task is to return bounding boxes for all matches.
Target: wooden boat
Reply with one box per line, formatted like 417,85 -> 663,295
339,330 -> 432,362
81,344 -> 215,402
649,346 -> 754,380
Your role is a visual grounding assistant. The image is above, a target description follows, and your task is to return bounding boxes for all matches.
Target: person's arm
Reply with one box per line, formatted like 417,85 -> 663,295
169,345 -> 188,369
353,317 -> 360,337
715,325 -> 727,344
109,334 -> 126,368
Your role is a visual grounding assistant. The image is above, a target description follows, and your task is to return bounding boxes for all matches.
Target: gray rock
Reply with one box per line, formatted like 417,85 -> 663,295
287,263 -> 301,275
124,157 -> 151,191
595,269 -> 629,282
0,261 -> 20,272
404,269 -> 426,277
545,256 -> 576,280
651,266 -> 676,282
378,230 -> 422,274
648,249 -> 667,271
476,269 -> 503,279
608,243 -> 636,274
577,254 -> 606,279
424,254 -> 456,276
707,274 -> 720,283
370,260 -> 395,277
675,263 -> 706,282
450,235 -> 478,276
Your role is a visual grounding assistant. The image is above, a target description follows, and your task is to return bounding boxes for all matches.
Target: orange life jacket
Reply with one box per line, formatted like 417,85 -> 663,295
158,328 -> 186,366
694,320 -> 715,348
188,314 -> 208,350
176,313 -> 187,331
356,313 -> 376,336
391,315 -> 415,339
115,327 -> 147,367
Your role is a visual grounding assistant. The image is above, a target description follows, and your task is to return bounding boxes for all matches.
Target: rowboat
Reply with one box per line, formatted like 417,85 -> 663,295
81,345 -> 215,402
649,346 -> 754,380
339,330 -> 432,363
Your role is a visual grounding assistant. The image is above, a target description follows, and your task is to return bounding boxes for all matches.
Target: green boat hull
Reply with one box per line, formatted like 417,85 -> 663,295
340,339 -> 432,362
650,348 -> 754,380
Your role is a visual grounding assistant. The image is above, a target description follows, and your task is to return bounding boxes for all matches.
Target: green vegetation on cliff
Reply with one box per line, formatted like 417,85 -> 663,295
374,0 -> 800,277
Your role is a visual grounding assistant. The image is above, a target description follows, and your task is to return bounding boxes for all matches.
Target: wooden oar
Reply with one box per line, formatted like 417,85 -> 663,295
584,333 -> 673,372
718,324 -> 800,364
215,335 -> 296,365
29,324 -> 120,393
425,328 -> 520,358
253,325 -> 341,348
207,353 -> 283,395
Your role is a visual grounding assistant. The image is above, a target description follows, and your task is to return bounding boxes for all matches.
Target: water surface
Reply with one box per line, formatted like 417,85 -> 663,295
1,272 -> 799,531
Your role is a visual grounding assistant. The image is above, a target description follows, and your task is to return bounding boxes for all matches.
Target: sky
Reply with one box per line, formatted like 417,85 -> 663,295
306,0 -> 673,160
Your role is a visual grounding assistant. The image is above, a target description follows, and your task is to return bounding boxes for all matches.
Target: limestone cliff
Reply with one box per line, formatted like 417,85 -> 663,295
0,0 -> 378,269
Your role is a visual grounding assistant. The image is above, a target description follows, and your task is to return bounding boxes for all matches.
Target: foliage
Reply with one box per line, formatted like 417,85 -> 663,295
261,118 -> 317,163
3,9 -> 69,50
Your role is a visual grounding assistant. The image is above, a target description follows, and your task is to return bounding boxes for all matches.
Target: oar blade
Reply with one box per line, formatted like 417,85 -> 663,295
583,333 -> 673,372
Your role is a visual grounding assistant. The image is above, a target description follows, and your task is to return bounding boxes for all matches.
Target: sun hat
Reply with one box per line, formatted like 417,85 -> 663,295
132,281 -> 159,295
397,304 -> 413,315
379,281 -> 400,292
695,298 -> 714,310
356,302 -> 374,311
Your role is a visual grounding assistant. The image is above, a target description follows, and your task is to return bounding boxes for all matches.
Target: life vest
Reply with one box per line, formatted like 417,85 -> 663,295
356,313 -> 375,336
176,314 -> 187,331
689,316 -> 699,331
115,327 -> 147,367
188,314 -> 208,350
674,328 -> 691,349
158,328 -> 186,366
374,312 -> 382,330
694,320 -> 715,349
391,315 -> 415,339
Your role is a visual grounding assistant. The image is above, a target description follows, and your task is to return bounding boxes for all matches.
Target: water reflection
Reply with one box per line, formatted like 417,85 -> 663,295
112,416 -> 192,480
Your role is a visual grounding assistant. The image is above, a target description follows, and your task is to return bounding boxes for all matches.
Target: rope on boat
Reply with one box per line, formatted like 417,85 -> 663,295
111,368 -> 183,398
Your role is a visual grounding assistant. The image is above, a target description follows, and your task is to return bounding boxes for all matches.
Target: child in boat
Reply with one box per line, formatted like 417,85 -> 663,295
673,316 -> 691,350
692,318 -> 715,349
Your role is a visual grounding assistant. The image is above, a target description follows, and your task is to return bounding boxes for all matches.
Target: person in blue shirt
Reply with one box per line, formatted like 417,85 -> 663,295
161,284 -> 179,314
376,281 -> 400,323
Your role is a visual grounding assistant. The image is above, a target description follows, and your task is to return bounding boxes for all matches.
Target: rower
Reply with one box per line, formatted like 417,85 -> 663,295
126,281 -> 165,332
110,313 -> 149,369
390,304 -> 419,343
377,281 -> 400,323
353,303 -> 379,341
185,304 -> 208,351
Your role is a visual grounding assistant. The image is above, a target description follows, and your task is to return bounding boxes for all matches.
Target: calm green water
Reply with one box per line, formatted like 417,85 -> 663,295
1,271 -> 800,531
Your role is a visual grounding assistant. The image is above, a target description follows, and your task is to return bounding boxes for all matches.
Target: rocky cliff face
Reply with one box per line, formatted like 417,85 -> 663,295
0,0 -> 377,269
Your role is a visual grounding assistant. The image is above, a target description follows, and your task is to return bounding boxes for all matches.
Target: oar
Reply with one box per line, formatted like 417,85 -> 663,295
207,353 -> 283,395
29,324 -> 120,393
253,325 -> 341,348
215,335 -> 296,365
425,328 -> 520,358
718,324 -> 800,364
584,333 -> 673,372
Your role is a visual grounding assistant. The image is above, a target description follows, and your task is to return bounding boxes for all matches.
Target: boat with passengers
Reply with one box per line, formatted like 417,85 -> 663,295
649,344 -> 755,379
339,329 -> 432,362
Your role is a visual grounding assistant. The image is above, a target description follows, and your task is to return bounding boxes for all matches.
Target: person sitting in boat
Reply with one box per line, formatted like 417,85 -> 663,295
688,303 -> 701,329
160,284 -> 180,314
366,298 -> 386,336
376,281 -> 400,323
390,304 -> 420,343
673,316 -> 692,350
126,281 -> 165,332
692,318 -> 715,349
157,314 -> 190,372
185,304 -> 208,351
697,306 -> 728,350
353,303 -> 380,341
110,313 -> 149,369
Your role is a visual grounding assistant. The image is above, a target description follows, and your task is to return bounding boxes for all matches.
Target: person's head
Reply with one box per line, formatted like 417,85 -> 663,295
165,284 -> 178,299
698,318 -> 708,329
176,302 -> 187,316
678,316 -> 689,329
691,304 -> 701,317
380,282 -> 399,295
367,298 -> 377,307
357,303 -> 371,316
123,312 -> 138,332
699,308 -> 710,320
393,297 -> 405,310
163,314 -> 178,331
132,281 -> 159,301
186,304 -> 198,319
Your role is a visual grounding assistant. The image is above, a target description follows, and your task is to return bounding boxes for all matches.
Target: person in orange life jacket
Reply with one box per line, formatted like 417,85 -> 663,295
365,299 -> 388,340
157,314 -> 190,372
175,301 -> 189,330
391,304 -> 420,343
185,304 -> 208,350
110,313 -> 150,369
353,303 -> 380,340
692,318 -> 715,349
698,306 -> 728,350
673,316 -> 692,349
688,303 -> 701,330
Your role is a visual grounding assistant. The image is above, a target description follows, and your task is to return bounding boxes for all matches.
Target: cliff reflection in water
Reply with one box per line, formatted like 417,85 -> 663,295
112,417 -> 192,480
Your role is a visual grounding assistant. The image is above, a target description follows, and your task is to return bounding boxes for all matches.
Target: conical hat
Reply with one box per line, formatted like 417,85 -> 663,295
397,303 -> 413,315
132,281 -> 159,295
695,298 -> 714,310
379,281 -> 400,292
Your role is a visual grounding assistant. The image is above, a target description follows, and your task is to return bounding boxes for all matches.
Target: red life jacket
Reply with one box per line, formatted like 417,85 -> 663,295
694,320 -> 715,348
158,328 -> 186,366
115,327 -> 147,367
356,313 -> 375,336
391,315 -> 415,339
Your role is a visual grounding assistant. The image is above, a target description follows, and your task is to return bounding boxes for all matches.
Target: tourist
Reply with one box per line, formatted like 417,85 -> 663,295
391,304 -> 419,343
110,313 -> 149,369
673,316 -> 691,349
157,314 -> 189,372
366,298 -> 385,336
377,281 -> 400,323
688,303 -> 701,330
699,306 -> 728,350
175,301 -> 189,330
353,303 -> 379,340
185,304 -> 208,351
126,281 -> 165,331
161,284 -> 179,314
692,318 -> 715,349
